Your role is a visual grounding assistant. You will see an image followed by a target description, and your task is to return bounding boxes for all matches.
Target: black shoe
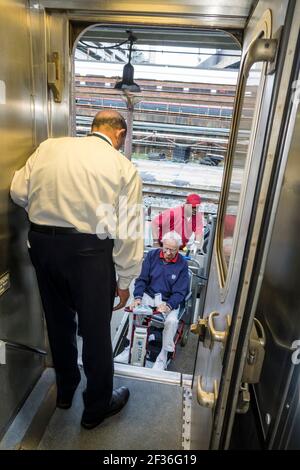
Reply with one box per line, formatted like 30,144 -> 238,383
56,399 -> 73,410
56,378 -> 81,409
81,386 -> 130,429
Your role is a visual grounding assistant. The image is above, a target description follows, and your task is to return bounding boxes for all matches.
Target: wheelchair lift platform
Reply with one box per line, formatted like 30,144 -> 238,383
0,366 -> 192,451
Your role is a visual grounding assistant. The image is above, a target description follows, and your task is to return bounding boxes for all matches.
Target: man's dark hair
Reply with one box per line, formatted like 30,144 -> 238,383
92,114 -> 127,132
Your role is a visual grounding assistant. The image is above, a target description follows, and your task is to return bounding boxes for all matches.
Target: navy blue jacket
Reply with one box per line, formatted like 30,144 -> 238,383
133,249 -> 189,310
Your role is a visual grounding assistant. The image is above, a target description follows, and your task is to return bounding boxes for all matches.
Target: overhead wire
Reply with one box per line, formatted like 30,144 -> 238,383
79,39 -> 130,50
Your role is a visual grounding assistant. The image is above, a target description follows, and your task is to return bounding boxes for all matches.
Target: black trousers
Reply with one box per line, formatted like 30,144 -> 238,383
28,230 -> 116,416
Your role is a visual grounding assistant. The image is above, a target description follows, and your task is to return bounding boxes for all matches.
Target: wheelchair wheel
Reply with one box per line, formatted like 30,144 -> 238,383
180,325 -> 189,347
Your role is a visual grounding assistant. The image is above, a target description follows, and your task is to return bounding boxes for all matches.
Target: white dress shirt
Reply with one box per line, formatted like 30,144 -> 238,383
10,134 -> 143,289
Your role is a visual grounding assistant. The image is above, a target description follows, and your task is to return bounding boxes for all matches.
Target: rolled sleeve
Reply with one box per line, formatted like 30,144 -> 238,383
10,148 -> 39,210
113,170 -> 144,289
151,214 -> 160,242
195,212 -> 204,237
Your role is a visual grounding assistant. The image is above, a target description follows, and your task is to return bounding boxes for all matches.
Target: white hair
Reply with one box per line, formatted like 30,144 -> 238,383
162,231 -> 182,247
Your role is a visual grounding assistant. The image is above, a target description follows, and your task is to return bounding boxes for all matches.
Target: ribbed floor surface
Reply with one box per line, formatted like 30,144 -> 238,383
38,375 -> 183,450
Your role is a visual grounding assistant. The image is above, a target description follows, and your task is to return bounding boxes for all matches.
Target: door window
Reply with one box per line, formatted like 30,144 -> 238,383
219,59 -> 266,283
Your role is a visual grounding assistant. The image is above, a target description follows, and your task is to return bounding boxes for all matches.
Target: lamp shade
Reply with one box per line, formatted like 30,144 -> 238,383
114,63 -> 141,92
114,35 -> 141,93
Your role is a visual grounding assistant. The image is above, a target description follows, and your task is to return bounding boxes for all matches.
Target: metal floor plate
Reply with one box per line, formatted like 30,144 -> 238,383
38,374 -> 184,450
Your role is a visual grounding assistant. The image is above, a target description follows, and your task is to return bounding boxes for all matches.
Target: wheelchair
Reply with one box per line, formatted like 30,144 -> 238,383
121,270 -> 193,368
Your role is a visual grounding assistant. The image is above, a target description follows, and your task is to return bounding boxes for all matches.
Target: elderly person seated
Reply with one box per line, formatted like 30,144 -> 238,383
115,231 -> 189,370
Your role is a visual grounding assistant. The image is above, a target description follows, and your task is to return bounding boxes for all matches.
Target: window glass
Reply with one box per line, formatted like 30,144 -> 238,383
222,62 -> 264,267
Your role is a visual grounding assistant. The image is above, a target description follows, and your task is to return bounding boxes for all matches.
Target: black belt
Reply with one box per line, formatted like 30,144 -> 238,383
30,223 -> 81,235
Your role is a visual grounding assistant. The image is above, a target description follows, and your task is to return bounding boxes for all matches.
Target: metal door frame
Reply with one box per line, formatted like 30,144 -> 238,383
211,0 -> 298,449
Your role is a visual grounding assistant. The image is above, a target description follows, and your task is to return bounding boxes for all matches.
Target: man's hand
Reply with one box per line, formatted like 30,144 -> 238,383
113,287 -> 130,311
156,303 -> 171,314
130,298 -> 142,310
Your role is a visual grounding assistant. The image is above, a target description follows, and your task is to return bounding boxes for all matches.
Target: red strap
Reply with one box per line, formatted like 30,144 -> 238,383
158,212 -> 163,242
181,206 -> 188,246
192,213 -> 196,233
170,209 -> 175,231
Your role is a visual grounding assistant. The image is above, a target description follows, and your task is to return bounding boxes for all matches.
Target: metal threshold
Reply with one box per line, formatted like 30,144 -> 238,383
1,367 -> 192,450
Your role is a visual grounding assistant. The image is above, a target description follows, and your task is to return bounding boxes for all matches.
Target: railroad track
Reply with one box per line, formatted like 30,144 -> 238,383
143,188 -> 219,204
146,205 -> 218,217
142,182 -> 239,204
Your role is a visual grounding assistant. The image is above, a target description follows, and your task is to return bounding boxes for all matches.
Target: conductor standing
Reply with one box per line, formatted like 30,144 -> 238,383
10,110 -> 143,429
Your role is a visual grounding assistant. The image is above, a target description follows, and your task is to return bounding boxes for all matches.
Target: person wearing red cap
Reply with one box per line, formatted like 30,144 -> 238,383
151,193 -> 204,249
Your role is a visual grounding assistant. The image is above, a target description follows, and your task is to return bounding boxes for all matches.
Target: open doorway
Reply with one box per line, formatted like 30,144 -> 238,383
72,25 -> 241,374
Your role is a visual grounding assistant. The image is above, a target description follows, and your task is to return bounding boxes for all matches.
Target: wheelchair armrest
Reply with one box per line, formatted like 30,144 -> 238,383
178,293 -> 192,321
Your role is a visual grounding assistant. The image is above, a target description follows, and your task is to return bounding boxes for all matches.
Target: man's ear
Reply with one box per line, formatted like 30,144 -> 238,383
118,128 -> 127,141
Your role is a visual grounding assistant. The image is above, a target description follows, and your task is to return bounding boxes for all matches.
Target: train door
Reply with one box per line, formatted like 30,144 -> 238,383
189,0 -> 297,449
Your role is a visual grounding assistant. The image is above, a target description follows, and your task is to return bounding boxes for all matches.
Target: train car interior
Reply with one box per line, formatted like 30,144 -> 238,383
0,0 -> 299,451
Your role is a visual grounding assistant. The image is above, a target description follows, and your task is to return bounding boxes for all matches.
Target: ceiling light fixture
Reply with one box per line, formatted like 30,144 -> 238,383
114,31 -> 141,93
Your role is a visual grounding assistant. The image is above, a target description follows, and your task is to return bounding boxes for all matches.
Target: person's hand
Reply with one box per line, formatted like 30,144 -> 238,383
130,298 -> 142,309
156,303 -> 171,314
113,287 -> 130,311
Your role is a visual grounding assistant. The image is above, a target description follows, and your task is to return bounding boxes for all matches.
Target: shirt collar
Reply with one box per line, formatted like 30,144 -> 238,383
159,250 -> 179,263
91,131 -> 113,146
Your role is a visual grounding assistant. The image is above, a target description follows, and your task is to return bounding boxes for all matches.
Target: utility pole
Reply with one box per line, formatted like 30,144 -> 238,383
124,93 -> 134,160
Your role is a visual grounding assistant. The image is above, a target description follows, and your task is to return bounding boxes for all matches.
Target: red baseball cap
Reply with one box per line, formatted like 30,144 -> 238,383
186,193 -> 201,206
